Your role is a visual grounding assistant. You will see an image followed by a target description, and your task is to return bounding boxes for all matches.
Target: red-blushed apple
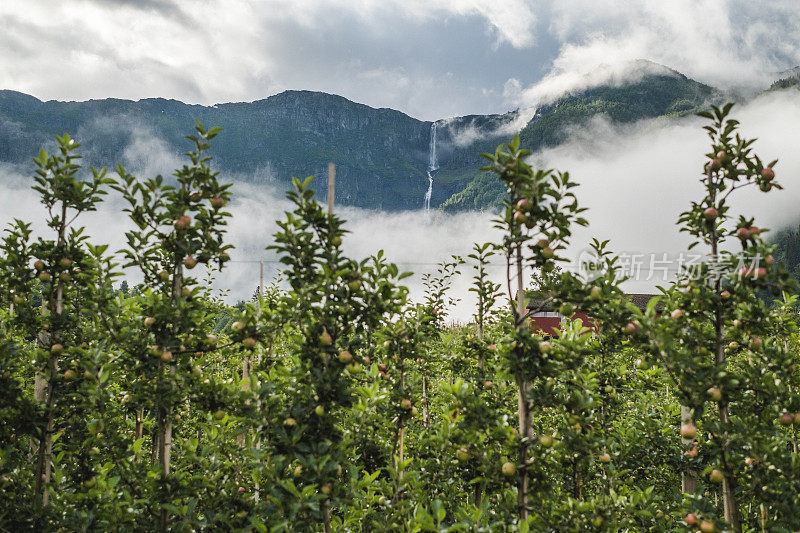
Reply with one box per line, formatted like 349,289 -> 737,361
685,446 -> 698,458
707,387 -> 722,401
484,380 -> 492,389
243,337 -> 256,349
702,207 -> 718,220
283,417 -> 296,426
161,351 -> 173,362
63,369 -> 76,380
219,252 -> 231,263
709,158 -> 721,171
624,322 -> 640,334
720,290 -> 731,298
516,198 -> 532,211
338,350 -> 353,363
685,513 -> 698,525
400,399 -> 412,410
709,469 -> 724,483
144,316 -> 155,327
51,344 -> 64,355
174,215 -> 191,229
502,462 -> 516,476
539,434 -> 554,448
210,196 -> 225,209
736,227 -> 750,240
745,457 -> 753,466
59,257 -> 72,268
670,309 -> 683,320
231,321 -> 245,332
761,167 -> 775,180
378,363 -> 387,372
362,356 -> 370,364
183,256 -> 197,269
700,520 -> 715,532
513,210 -> 528,225
750,337 -> 763,350
680,423 -> 697,439
293,465 -> 302,477
34,259 -> 45,271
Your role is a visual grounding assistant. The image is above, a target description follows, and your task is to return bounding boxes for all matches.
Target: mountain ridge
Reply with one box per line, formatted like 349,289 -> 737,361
0,61 -> 766,212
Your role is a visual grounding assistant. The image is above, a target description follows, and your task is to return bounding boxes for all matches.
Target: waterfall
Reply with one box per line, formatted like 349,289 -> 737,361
424,122 -> 438,210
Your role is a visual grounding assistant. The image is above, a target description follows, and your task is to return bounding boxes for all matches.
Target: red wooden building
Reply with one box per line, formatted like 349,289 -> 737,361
527,293 -> 660,337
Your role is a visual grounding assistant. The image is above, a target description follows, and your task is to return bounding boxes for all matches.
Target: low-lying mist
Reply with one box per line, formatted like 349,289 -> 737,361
1,90 -> 798,322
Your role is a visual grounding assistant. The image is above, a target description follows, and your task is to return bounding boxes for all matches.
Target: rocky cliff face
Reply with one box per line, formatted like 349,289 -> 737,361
0,89 -> 434,210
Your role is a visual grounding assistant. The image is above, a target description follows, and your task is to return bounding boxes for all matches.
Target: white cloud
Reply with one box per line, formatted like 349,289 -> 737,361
508,0 -> 800,109
534,90 -> 800,293
3,92 -> 798,320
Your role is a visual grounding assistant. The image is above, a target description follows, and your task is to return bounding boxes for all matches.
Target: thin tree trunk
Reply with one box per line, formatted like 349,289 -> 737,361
422,376 -> 430,427
680,405 -> 697,494
34,355 -> 57,507
34,246 -> 64,507
323,503 -> 331,533
477,296 -> 485,371
708,182 -> 742,532
237,357 -> 252,447
514,242 -> 530,521
159,263 -> 182,531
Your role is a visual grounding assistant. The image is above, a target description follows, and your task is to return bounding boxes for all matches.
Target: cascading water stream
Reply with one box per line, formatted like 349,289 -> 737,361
424,122 -> 438,210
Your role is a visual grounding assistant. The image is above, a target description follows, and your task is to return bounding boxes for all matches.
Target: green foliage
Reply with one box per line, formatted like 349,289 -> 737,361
1,104 -> 799,532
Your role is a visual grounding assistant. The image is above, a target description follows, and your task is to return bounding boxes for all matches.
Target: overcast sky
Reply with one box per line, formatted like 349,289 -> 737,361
2,1 -> 799,120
